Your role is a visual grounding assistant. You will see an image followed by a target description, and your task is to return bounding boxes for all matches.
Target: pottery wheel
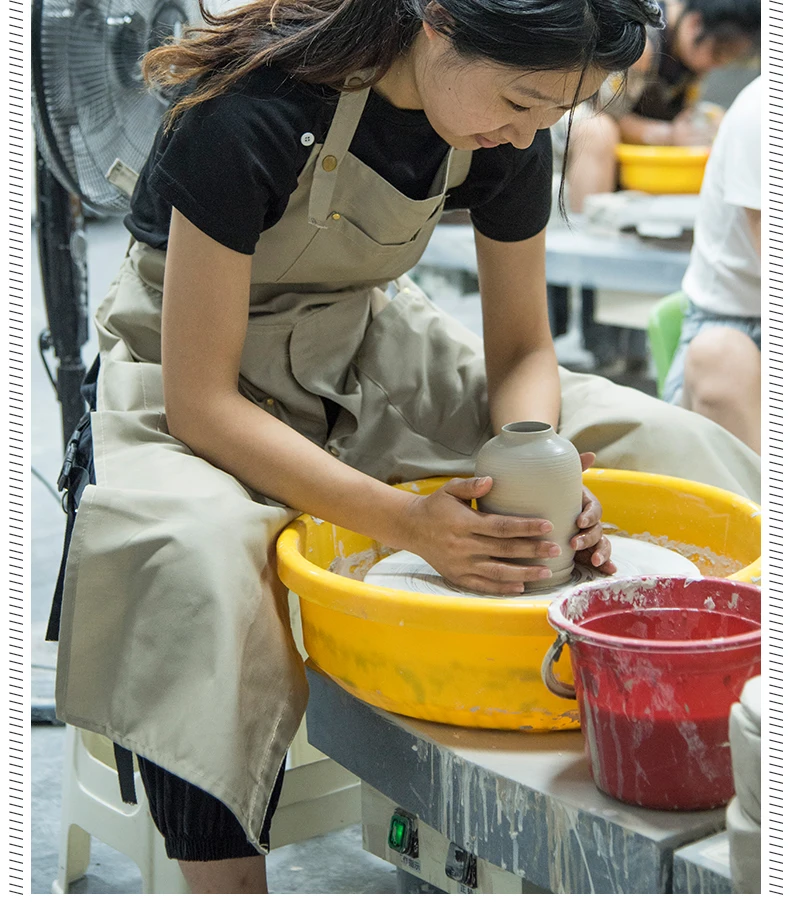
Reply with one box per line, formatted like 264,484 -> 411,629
363,535 -> 700,603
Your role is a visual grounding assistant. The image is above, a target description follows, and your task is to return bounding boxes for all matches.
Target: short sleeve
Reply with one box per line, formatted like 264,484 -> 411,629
468,129 -> 553,242
721,80 -> 761,212
149,86 -> 316,254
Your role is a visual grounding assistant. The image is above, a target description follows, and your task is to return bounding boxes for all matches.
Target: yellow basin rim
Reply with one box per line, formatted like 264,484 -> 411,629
615,143 -> 711,163
277,468 -> 761,635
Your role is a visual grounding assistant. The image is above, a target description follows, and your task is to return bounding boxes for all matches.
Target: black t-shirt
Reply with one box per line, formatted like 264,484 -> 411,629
125,65 -> 553,256
633,6 -> 697,122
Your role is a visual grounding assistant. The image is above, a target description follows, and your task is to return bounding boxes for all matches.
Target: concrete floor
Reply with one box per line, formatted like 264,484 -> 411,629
30,214 -> 657,895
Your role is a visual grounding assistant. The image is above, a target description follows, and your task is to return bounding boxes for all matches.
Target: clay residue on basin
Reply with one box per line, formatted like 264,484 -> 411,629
328,527 -> 749,585
601,523 -> 746,578
328,546 -> 395,581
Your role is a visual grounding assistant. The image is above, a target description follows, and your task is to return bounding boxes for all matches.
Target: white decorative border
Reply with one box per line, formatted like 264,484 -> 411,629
766,0 -> 786,898
0,0 -> 784,901
1,0 -> 30,898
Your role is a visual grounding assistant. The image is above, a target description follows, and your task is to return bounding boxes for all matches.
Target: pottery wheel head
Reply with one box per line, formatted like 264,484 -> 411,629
362,536 -> 700,603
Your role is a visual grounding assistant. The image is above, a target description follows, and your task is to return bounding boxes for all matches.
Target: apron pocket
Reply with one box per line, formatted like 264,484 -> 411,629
334,212 -> 425,250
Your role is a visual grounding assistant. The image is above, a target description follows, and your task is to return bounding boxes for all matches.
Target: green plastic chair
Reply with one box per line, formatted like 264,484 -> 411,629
647,291 -> 689,397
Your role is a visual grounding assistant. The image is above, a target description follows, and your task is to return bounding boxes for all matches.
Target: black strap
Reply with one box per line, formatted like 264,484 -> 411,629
44,355 -> 136,806
46,411 -> 94,642
46,504 -> 78,642
46,355 -> 99,641
113,744 -> 138,805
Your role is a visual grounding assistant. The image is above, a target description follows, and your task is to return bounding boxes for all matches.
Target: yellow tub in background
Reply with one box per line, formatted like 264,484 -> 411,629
616,144 -> 710,194
277,470 -> 761,732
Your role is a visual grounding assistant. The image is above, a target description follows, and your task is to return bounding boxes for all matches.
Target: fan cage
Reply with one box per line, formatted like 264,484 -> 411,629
33,0 -> 203,214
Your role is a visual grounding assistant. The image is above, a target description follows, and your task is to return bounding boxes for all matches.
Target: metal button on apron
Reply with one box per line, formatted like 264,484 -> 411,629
328,446 -> 340,457
322,155 -> 338,171
331,212 -> 341,221
265,398 -> 275,406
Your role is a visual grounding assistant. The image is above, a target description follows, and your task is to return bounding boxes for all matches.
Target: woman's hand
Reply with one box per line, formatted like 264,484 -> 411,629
572,452 -> 616,575
401,477 -> 560,595
670,107 -> 718,146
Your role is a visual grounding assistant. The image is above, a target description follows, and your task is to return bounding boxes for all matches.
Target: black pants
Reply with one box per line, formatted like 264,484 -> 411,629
137,756 -> 287,861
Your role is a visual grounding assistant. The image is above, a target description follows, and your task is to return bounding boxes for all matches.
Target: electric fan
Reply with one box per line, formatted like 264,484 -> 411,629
32,0 -> 203,446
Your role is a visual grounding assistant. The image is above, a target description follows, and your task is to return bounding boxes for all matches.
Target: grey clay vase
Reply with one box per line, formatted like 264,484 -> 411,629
474,421 -> 583,588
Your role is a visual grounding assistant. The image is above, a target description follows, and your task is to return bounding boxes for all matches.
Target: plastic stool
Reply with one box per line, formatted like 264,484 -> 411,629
53,718 -> 360,893
646,291 -> 689,397
52,724 -> 191,894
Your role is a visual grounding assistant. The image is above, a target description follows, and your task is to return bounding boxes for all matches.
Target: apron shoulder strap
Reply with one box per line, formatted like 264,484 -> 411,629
446,148 -> 473,191
308,83 -> 371,229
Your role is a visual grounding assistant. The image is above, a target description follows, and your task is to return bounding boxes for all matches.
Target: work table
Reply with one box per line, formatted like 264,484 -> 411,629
306,663 -> 732,894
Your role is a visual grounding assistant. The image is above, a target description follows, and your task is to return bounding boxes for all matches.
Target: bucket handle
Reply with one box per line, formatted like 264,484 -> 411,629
541,632 -> 577,700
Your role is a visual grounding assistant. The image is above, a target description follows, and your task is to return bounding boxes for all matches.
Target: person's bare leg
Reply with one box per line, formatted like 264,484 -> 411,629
566,112 -> 620,214
680,327 -> 761,454
178,855 -> 269,894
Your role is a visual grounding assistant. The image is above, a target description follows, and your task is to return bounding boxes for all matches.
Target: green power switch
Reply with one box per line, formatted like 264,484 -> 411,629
388,809 -> 418,857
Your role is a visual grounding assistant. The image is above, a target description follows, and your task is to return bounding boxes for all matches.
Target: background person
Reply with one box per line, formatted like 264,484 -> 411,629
563,0 -> 760,213
662,76 -> 761,454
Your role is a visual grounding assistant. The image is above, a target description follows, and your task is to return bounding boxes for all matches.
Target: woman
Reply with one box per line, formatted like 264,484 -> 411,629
54,0 -> 760,893
563,0 -> 760,212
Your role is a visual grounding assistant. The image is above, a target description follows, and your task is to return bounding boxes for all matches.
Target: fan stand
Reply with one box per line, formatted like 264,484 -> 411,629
36,148 -> 89,450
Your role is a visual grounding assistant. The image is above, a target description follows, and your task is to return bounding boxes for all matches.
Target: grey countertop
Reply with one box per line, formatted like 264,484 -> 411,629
306,664 -> 726,894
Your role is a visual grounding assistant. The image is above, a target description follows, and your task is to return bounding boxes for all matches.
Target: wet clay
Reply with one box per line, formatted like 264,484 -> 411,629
475,422 -> 582,588
363,535 -> 700,603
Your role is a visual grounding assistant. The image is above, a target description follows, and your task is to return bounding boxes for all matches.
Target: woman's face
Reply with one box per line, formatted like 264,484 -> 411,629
673,12 -> 755,75
410,24 -> 608,151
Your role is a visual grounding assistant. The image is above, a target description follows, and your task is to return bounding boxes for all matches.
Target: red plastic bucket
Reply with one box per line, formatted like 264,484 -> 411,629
542,576 -> 761,810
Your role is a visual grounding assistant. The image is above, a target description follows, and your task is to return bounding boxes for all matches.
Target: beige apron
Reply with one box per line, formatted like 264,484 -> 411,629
56,84 -> 761,853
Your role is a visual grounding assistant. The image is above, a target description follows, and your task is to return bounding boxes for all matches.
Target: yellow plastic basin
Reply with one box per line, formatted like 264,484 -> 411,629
616,144 -> 710,194
277,470 -> 760,731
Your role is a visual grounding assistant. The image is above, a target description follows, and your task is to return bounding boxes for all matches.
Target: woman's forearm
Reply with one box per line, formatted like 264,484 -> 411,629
474,229 -> 561,433
618,113 -> 673,145
167,391 -> 416,548
486,345 -> 561,433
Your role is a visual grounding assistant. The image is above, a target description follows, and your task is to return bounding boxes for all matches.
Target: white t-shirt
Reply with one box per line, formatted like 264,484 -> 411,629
682,77 -> 761,317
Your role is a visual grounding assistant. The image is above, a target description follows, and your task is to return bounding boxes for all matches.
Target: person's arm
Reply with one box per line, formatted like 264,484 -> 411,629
161,208 -> 562,594
161,209 -> 414,545
474,228 -> 614,572
617,112 -> 675,145
474,227 -> 560,432
608,37 -> 712,147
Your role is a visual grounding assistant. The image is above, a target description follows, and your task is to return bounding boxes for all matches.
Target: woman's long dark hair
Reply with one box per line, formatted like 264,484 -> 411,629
144,1 -> 665,215
145,1 -> 665,128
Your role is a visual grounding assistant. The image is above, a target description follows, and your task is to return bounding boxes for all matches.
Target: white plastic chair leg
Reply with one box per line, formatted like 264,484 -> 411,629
52,823 -> 92,893
53,724 -> 91,892
52,723 -> 190,894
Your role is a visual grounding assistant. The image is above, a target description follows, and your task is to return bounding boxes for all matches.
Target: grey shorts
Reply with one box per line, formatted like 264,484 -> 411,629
662,301 -> 762,405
